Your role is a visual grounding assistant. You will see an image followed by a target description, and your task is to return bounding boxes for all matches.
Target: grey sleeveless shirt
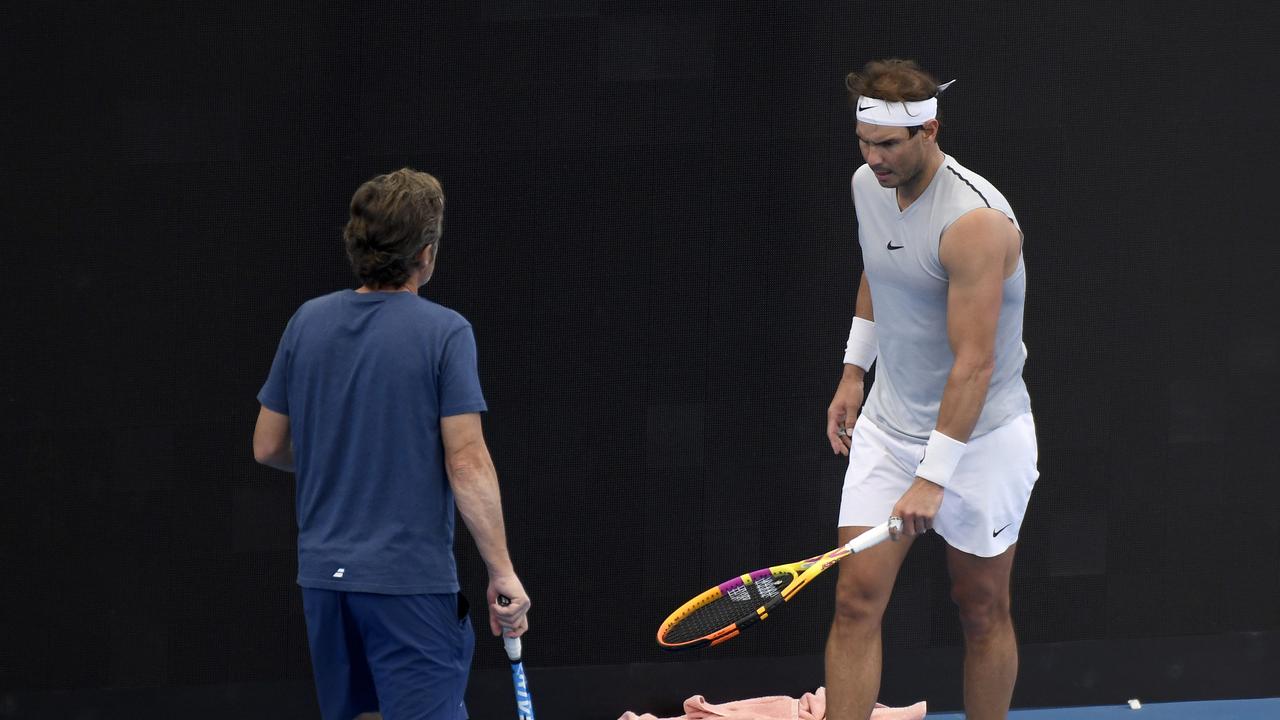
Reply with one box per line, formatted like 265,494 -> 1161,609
853,154 -> 1031,440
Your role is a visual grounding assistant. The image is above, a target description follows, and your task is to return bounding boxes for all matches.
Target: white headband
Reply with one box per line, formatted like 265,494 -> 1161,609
855,79 -> 956,127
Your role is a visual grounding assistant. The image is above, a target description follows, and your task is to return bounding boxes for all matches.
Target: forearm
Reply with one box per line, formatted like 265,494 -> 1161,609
933,359 -> 994,444
449,459 -> 515,577
855,271 -> 874,322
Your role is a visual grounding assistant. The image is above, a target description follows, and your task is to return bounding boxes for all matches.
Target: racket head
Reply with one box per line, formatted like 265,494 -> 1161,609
656,520 -> 898,651
657,562 -> 805,650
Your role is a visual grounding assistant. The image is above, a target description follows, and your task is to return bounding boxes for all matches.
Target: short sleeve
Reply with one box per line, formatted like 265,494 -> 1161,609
438,323 -> 488,417
257,316 -> 295,414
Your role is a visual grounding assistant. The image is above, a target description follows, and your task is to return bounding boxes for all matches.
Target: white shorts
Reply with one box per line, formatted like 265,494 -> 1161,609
838,412 -> 1039,557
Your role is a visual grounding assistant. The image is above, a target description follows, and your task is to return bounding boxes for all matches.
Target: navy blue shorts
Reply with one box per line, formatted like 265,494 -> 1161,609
301,589 -> 474,720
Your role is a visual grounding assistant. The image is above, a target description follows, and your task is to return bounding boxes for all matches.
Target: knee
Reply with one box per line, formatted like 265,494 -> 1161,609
951,583 -> 1009,638
832,583 -> 889,628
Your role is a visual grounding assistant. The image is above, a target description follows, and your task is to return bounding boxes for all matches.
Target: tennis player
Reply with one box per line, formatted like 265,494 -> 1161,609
824,59 -> 1038,720
253,168 -> 530,720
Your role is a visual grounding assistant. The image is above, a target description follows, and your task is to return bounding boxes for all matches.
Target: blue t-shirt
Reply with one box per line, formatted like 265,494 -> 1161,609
258,289 -> 487,594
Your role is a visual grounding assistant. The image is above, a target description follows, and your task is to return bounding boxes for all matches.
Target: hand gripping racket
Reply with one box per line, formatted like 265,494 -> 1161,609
657,518 -> 902,650
497,595 -> 534,720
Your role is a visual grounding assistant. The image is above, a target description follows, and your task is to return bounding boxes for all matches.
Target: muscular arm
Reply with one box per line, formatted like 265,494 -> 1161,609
253,406 -> 295,472
935,209 -> 1021,443
890,209 -> 1019,537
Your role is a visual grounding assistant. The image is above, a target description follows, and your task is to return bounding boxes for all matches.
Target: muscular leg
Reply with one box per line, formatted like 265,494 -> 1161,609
947,543 -> 1018,720
825,527 -> 914,720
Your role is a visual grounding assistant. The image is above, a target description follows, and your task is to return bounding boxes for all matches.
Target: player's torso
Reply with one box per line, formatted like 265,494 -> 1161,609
851,154 -> 1030,439
854,154 -> 1019,297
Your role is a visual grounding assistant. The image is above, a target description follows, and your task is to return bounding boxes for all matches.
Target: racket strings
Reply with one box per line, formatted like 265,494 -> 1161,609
660,571 -> 793,644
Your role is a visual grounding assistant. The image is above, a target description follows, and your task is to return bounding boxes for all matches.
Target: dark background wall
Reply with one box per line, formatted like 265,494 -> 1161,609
3,1 -> 1279,718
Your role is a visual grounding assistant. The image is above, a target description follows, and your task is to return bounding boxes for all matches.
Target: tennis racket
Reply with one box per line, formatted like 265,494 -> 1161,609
657,518 -> 902,650
497,595 -> 535,720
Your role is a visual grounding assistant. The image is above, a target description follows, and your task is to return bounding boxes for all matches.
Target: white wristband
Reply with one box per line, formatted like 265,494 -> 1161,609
915,430 -> 967,488
843,317 -> 877,371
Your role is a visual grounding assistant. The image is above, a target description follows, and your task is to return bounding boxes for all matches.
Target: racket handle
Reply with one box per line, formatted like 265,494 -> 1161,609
497,594 -> 523,662
846,518 -> 902,554
503,635 -> 523,662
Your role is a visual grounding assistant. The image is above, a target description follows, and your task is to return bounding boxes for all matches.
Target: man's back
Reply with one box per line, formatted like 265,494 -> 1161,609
258,289 -> 487,594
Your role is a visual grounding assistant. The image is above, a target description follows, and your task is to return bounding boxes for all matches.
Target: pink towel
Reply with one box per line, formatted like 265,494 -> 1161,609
618,687 -> 926,720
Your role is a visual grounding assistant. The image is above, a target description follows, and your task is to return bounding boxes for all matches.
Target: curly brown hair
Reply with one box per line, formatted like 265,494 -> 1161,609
343,168 -> 444,289
845,58 -> 942,135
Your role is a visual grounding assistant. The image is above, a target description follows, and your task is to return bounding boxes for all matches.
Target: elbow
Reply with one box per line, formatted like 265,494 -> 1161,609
446,457 -> 481,482
446,447 -> 488,483
253,446 -> 272,466
253,438 -> 283,466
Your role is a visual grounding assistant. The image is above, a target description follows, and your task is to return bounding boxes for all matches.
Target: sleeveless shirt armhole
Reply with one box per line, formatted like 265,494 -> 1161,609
935,206 -> 1021,281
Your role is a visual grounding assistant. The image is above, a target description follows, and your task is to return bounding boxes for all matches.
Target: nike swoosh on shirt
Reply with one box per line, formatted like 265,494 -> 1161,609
887,241 -> 904,250
993,523 -> 1013,537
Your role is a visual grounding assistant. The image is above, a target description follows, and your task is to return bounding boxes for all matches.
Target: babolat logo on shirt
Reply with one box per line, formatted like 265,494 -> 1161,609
332,568 -> 345,578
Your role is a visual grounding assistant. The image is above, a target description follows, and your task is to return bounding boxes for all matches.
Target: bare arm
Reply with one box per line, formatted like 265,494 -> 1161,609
855,270 -> 874,323
827,272 -> 876,454
890,208 -> 1019,537
934,209 -> 1020,443
441,412 -> 529,636
253,406 -> 294,472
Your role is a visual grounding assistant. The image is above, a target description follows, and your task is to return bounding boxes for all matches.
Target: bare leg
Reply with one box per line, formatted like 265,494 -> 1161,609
825,527 -> 914,720
947,543 -> 1018,720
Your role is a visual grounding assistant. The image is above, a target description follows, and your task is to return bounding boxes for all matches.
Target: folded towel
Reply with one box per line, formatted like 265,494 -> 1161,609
618,687 -> 927,720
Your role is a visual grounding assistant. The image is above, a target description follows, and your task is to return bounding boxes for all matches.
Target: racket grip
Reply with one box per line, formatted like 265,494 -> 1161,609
497,594 -> 523,661
846,518 -> 900,554
503,634 -> 523,662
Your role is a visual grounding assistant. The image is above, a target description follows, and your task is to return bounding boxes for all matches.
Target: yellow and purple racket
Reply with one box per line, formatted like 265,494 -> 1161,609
656,518 -> 901,650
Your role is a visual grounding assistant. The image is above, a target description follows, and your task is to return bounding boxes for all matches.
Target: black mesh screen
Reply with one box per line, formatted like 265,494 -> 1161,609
3,0 -> 1279,703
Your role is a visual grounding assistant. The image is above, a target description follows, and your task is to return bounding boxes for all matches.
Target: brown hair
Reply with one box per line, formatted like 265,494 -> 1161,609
845,58 -> 942,135
343,168 -> 445,289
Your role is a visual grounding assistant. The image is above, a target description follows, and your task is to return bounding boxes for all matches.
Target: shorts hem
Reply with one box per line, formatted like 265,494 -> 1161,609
933,528 -> 1019,558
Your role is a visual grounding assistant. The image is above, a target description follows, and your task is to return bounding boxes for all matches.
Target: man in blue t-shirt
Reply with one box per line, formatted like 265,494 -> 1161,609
254,168 -> 530,720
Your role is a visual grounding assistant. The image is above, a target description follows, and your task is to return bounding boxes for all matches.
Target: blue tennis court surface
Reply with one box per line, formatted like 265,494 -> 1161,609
928,697 -> 1280,719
